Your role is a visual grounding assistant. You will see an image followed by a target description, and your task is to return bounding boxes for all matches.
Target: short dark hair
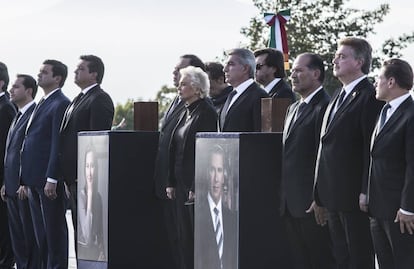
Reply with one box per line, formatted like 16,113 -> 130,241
339,37 -> 372,74
254,48 -> 286,78
43,59 -> 68,87
80,55 -> 105,84
382,58 -> 413,90
181,54 -> 206,71
0,62 -> 9,91
17,74 -> 38,99
300,53 -> 325,83
205,62 -> 225,81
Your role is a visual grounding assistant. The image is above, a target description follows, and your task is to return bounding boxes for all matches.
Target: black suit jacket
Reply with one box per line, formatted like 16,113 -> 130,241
281,89 -> 330,217
154,96 -> 186,198
367,97 -> 414,219
268,79 -> 296,103
194,196 -> 237,269
4,103 -> 35,196
219,82 -> 268,132
314,78 -> 383,211
168,99 -> 217,191
59,85 -> 114,185
0,94 -> 16,187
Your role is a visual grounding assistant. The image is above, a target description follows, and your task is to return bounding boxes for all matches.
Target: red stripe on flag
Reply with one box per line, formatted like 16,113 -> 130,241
277,14 -> 289,55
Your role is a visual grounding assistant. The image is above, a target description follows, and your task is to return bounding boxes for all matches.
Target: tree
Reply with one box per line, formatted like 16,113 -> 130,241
241,0 -> 414,93
156,84 -> 177,121
113,98 -> 134,130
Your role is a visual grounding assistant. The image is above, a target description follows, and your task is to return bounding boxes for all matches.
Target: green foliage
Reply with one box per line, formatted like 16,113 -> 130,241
241,0 -> 413,94
156,84 -> 177,121
113,98 -> 134,130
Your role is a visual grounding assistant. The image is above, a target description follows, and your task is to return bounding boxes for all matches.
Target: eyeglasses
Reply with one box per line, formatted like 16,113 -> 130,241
256,63 -> 265,70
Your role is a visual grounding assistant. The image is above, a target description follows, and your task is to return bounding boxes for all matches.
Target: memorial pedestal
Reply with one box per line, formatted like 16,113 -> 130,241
77,131 -> 170,268
194,132 -> 291,269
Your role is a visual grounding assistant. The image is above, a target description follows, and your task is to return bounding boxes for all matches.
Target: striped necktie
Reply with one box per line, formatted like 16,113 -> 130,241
214,207 -> 223,266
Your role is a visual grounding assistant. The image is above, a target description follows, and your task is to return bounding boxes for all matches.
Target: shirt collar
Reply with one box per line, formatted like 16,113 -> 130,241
343,75 -> 367,96
264,78 -> 281,93
19,100 -> 36,115
207,192 -> 222,213
42,88 -> 60,100
82,83 -> 98,95
388,92 -> 412,112
302,86 -> 323,104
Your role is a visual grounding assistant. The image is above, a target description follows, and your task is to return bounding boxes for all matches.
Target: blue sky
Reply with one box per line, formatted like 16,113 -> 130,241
2,0 -> 413,105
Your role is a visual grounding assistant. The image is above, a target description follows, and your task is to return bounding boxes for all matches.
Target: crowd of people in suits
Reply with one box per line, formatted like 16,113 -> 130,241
0,35 -> 413,269
155,37 -> 414,269
0,55 -> 114,269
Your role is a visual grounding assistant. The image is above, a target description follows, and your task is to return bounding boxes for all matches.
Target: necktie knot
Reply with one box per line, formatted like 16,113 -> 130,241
214,207 -> 219,216
379,103 -> 391,130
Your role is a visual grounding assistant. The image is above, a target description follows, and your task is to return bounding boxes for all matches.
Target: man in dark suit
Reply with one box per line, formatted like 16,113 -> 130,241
59,55 -> 114,251
153,54 -> 205,269
360,59 -> 414,269
205,62 -> 233,113
0,62 -> 16,269
195,145 -> 236,269
313,37 -> 383,269
281,53 -> 335,269
220,48 -> 268,132
21,59 -> 70,269
1,74 -> 39,269
254,48 -> 295,103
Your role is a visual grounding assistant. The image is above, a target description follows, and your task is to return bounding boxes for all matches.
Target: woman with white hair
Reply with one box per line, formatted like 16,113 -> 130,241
166,66 -> 217,269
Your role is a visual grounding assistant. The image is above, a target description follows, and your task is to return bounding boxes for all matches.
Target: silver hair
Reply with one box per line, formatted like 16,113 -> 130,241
179,66 -> 210,99
226,48 -> 256,78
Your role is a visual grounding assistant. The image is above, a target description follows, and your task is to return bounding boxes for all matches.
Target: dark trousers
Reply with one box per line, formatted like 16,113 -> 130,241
173,184 -> 194,269
283,213 -> 336,269
0,199 -> 14,269
6,196 -> 39,269
162,199 -> 180,269
68,182 -> 77,254
27,184 -> 68,269
370,217 -> 414,269
327,210 -> 375,269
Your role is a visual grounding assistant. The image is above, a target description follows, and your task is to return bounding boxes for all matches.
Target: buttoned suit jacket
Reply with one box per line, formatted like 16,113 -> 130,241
194,197 -> 237,269
59,85 -> 114,185
154,95 -> 186,198
219,82 -> 268,132
4,103 -> 35,196
21,89 -> 70,187
0,94 -> 16,187
314,78 -> 383,211
268,79 -> 296,103
281,89 -> 330,217
367,97 -> 414,219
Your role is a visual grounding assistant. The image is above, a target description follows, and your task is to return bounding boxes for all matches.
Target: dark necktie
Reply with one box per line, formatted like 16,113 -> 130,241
379,103 -> 391,131
328,89 -> 346,124
287,102 -> 307,134
10,111 -> 22,130
26,97 -> 45,134
61,92 -> 84,131
336,89 -> 346,108
220,90 -> 237,130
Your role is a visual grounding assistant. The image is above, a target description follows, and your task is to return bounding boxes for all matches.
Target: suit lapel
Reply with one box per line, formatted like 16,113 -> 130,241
373,97 -> 412,145
7,104 -> 35,148
324,79 -> 368,135
224,83 -> 255,122
283,101 -> 299,142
